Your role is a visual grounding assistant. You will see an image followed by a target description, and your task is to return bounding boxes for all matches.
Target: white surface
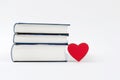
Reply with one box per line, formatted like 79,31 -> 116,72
12,45 -> 67,61
0,0 -> 120,80
14,34 -> 68,43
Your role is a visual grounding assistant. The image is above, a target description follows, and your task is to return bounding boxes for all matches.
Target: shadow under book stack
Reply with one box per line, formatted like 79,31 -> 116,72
11,23 -> 70,62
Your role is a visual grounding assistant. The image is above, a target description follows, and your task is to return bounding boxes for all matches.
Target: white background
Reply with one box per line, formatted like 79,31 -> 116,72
0,0 -> 120,80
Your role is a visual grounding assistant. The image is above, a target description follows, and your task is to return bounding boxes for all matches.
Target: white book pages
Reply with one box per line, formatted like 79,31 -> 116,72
14,23 -> 69,33
14,34 -> 68,43
12,45 -> 67,61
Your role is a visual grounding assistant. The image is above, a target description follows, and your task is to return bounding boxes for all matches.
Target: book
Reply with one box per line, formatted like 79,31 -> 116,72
11,44 -> 67,62
14,23 -> 70,34
11,23 -> 70,62
14,33 -> 68,43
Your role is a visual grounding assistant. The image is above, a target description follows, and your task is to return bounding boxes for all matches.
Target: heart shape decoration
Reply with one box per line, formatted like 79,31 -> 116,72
68,43 -> 89,62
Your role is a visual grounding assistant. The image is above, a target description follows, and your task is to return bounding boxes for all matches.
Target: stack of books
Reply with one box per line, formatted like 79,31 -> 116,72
11,23 -> 70,62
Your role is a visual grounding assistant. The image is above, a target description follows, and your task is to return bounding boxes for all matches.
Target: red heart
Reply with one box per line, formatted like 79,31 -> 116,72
68,43 -> 89,62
